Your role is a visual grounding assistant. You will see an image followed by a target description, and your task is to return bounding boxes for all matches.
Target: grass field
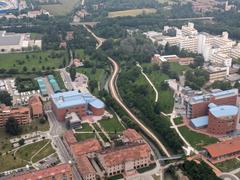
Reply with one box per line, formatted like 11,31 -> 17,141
108,8 -> 157,18
169,62 -> 190,75
75,123 -> 93,132
0,119 -> 49,154
0,50 -> 67,73
173,117 -> 183,125
15,140 -> 50,162
99,118 -> 125,132
0,153 -> 27,172
32,142 -> 55,163
178,126 -> 218,150
75,133 -> 95,142
41,0 -> 80,16
215,158 -> 240,172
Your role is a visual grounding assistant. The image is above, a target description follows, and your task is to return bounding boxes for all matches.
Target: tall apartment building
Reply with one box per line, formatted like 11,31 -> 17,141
181,22 -> 198,36
209,52 -> 232,67
185,89 -> 238,119
179,36 -> 198,53
0,104 -> 31,127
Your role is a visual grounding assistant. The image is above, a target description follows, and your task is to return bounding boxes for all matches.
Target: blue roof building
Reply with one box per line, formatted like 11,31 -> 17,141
191,116 -> 208,128
209,105 -> 238,118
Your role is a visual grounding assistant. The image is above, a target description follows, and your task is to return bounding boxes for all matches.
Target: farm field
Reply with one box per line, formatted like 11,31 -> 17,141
41,0 -> 80,16
108,8 -> 157,18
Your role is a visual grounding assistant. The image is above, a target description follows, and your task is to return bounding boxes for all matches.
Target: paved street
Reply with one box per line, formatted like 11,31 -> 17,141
45,104 -> 82,180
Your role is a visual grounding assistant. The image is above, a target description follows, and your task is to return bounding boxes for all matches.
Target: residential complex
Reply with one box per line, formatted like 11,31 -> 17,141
144,22 -> 240,68
0,104 -> 31,127
6,163 -> 73,180
28,95 -> 43,118
0,31 -> 42,53
51,91 -> 105,121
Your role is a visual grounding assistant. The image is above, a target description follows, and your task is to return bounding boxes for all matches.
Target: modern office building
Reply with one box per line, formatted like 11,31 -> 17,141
51,91 -> 105,121
0,104 -> 31,127
6,163 -> 73,180
185,89 -> 238,119
207,104 -> 238,135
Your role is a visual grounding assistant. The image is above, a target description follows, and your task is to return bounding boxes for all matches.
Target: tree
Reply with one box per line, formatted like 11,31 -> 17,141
0,91 -> 12,106
5,117 -> 21,136
18,138 -> 25,146
69,67 -> 76,81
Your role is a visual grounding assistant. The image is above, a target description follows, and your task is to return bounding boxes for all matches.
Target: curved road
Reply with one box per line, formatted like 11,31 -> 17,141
108,57 -> 171,157
82,24 -> 171,157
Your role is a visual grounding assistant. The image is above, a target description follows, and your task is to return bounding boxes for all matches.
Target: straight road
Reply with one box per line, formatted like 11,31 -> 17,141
108,57 -> 171,157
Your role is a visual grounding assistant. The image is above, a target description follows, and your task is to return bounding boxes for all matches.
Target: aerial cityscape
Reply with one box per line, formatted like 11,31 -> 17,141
0,0 -> 240,180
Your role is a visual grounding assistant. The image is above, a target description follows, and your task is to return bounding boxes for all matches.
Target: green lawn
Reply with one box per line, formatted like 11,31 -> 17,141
92,123 -> 101,132
137,163 -> 156,173
215,158 -> 240,172
74,133 -> 95,142
173,117 -> 183,125
30,33 -> 43,40
0,153 -> 27,172
32,142 -> 55,163
169,62 -> 190,75
99,118 -> 125,132
75,123 -> 93,132
0,119 -> 49,154
41,0 -> 80,16
143,66 -> 174,113
178,127 -> 218,150
0,50 -> 67,73
15,140 -> 50,162
74,49 -> 85,59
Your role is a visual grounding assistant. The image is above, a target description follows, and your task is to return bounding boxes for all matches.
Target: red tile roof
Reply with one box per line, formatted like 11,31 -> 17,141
204,137 -> 240,158
98,143 -> 151,167
122,128 -> 143,142
6,163 -> 72,180
70,139 -> 102,157
64,130 -> 77,146
77,155 -> 96,177
28,95 -> 43,115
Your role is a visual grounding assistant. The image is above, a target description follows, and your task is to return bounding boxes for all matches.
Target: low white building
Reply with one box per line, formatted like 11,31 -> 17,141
0,31 -> 42,53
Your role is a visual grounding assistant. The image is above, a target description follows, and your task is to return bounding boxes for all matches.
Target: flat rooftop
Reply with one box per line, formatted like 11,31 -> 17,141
190,89 -> 238,104
0,31 -> 22,46
191,116 -> 208,128
51,90 -> 104,109
209,105 -> 238,118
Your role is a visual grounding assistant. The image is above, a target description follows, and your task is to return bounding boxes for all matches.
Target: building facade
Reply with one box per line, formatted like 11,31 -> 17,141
51,91 -> 105,121
6,163 -> 72,180
28,95 -> 43,118
0,104 -> 31,127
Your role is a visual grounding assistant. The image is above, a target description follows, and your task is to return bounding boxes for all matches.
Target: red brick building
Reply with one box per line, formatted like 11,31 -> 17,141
28,95 -> 43,118
51,91 -> 105,121
186,89 -> 238,119
207,104 -> 238,135
6,163 -> 72,180
204,137 -> 240,163
0,104 -> 31,127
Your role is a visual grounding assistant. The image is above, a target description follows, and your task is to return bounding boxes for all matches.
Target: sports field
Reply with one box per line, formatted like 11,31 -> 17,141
41,0 -> 80,16
108,8 -> 157,18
